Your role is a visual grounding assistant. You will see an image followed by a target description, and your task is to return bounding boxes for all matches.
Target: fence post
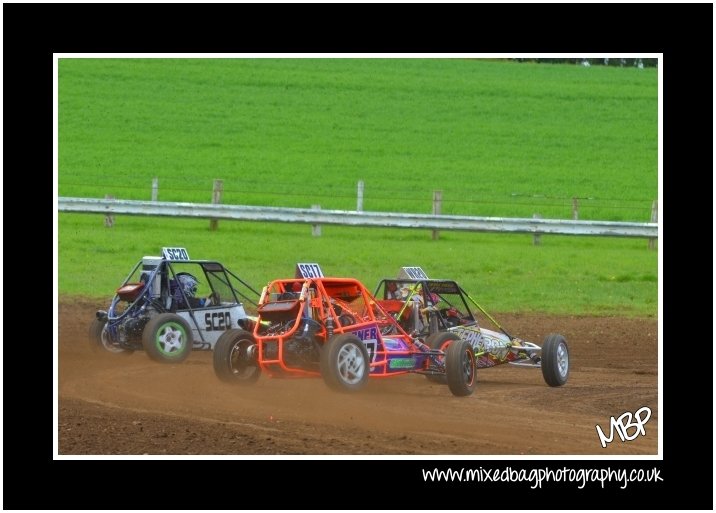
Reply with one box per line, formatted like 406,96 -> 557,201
357,180 -> 364,212
533,213 -> 541,245
104,194 -> 115,227
312,204 -> 322,237
151,178 -> 159,202
648,199 -> 658,250
432,190 -> 443,240
209,179 -> 223,231
572,197 -> 579,220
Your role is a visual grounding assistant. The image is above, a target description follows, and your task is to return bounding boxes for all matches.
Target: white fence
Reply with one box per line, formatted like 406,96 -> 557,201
57,197 -> 658,239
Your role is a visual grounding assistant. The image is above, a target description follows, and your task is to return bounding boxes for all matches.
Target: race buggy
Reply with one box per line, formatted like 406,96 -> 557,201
213,263 -> 479,396
373,267 -> 569,387
89,247 -> 260,363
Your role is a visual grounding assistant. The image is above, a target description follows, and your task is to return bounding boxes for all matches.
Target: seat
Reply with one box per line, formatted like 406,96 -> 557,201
116,283 -> 145,302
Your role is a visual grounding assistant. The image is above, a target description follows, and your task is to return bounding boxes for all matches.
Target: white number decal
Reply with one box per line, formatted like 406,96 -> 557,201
352,326 -> 379,363
364,340 -> 377,363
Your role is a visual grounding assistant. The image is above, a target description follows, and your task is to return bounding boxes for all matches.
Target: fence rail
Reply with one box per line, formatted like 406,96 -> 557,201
57,197 -> 658,239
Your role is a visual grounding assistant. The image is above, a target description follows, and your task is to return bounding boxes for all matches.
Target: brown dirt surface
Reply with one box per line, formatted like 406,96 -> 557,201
58,298 -> 658,456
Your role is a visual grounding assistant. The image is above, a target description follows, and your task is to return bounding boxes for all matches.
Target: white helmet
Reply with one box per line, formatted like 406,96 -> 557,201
176,272 -> 199,298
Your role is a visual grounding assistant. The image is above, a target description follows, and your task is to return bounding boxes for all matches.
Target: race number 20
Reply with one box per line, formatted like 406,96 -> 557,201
162,247 -> 190,261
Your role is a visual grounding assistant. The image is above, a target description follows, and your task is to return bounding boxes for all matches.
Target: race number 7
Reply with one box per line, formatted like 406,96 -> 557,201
363,340 -> 377,363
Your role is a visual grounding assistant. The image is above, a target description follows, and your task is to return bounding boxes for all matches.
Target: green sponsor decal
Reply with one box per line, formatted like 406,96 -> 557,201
389,358 -> 416,369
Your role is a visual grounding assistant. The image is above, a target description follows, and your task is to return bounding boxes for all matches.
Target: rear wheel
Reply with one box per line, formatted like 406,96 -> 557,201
320,334 -> 370,392
445,338 -> 476,396
88,318 -> 133,356
213,329 -> 261,384
540,334 -> 569,386
142,313 -> 193,363
424,332 -> 460,384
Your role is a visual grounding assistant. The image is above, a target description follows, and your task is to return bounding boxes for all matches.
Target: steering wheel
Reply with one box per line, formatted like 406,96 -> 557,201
380,324 -> 396,336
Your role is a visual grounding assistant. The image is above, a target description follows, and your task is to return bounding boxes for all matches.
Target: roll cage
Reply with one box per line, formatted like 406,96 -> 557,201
373,278 -> 478,336
105,258 -> 260,345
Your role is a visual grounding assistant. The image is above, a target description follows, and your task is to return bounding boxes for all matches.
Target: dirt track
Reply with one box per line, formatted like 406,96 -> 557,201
58,298 -> 658,456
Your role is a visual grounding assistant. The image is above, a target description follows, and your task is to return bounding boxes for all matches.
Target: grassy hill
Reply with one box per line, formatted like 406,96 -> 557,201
58,58 -> 658,316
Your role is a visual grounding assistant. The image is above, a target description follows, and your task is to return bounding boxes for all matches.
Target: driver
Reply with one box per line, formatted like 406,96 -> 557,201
171,272 -> 216,309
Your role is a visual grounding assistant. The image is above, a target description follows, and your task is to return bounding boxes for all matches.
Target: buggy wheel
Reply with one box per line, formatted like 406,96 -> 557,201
213,329 -> 261,384
320,334 -> 370,392
445,338 -> 476,396
88,318 -> 133,356
424,332 -> 460,384
142,313 -> 193,363
540,334 -> 569,386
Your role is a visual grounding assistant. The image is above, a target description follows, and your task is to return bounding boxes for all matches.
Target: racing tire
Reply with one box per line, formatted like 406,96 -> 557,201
88,318 -> 134,356
142,313 -> 193,363
320,334 -> 370,393
540,334 -> 569,387
424,332 -> 460,384
213,329 -> 261,384
445,337 -> 476,397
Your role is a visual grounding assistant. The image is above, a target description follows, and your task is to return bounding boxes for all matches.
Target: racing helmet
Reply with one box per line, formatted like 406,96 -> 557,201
176,272 -> 199,298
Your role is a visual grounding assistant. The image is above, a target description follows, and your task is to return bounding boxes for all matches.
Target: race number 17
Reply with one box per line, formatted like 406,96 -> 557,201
296,263 -> 324,278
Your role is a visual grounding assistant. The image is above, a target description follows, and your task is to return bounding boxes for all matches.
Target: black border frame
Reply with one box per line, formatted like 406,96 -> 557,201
3,3 -> 710,510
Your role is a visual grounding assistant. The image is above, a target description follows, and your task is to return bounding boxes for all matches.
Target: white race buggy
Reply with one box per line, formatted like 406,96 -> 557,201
89,247 -> 260,363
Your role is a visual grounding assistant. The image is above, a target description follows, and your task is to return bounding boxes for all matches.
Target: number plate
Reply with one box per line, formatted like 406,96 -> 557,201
398,266 -> 429,280
295,263 -> 324,278
162,247 -> 190,261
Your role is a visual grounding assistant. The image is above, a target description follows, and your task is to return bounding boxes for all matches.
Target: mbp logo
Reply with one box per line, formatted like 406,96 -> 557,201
595,406 -> 652,448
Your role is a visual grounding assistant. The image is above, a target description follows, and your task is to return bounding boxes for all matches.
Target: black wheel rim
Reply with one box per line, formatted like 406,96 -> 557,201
229,339 -> 258,379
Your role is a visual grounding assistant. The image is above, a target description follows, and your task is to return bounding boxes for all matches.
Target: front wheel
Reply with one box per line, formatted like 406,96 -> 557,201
88,318 -> 133,356
213,329 -> 261,384
540,334 -> 569,386
424,331 -> 460,384
320,334 -> 370,392
142,313 -> 193,363
445,338 -> 476,396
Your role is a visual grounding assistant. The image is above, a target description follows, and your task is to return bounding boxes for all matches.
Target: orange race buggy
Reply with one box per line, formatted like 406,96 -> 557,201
212,265 -> 476,396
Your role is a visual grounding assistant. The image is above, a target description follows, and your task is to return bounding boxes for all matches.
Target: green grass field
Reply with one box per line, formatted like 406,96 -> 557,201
58,58 -> 658,316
